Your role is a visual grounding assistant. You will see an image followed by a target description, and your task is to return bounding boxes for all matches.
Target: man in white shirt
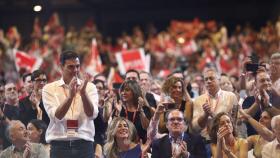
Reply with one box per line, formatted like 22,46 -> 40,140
192,68 -> 238,158
42,50 -> 99,158
262,115 -> 280,158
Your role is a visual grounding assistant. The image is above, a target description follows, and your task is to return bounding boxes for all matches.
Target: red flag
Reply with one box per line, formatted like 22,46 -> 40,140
107,67 -> 124,89
14,50 -> 42,72
85,38 -> 104,76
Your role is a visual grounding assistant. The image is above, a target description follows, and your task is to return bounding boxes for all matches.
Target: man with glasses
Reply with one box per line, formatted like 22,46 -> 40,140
19,70 -> 49,126
152,109 -> 207,158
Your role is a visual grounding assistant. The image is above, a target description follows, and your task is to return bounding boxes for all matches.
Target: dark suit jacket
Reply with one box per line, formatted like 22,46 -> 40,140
151,132 -> 207,158
19,96 -> 49,126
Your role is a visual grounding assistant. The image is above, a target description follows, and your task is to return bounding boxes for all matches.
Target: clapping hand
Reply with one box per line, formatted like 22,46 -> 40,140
202,102 -> 213,117
172,141 -> 189,158
23,142 -> 31,158
140,138 -> 152,158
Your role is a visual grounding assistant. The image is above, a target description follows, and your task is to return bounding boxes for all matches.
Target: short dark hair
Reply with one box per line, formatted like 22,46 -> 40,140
125,69 -> 140,80
31,70 -> 46,81
60,50 -> 79,65
0,80 -> 5,86
22,73 -> 32,82
93,79 -> 105,89
28,119 -> 47,144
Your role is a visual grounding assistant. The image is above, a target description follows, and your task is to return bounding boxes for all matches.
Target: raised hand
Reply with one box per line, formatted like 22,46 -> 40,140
238,108 -> 250,121
113,98 -> 122,113
140,138 -> 152,158
69,76 -> 79,98
217,126 -> 231,142
80,73 -> 91,95
253,88 -> 261,105
261,89 -> 271,108
202,102 -> 213,117
23,142 -> 31,158
138,97 -> 145,110
29,91 -> 40,107
221,137 -> 230,152
172,141 -> 189,158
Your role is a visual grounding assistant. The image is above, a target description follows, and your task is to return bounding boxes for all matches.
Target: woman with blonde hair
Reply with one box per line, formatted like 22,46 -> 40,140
104,117 -> 150,158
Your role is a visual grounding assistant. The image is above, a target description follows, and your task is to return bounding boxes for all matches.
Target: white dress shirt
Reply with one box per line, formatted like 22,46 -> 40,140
262,138 -> 280,158
192,89 -> 238,138
42,78 -> 99,143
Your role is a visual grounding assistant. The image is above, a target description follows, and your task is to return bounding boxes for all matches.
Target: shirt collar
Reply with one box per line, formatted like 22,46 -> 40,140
57,78 -> 66,87
11,145 -> 25,153
169,132 -> 184,143
208,89 -> 222,98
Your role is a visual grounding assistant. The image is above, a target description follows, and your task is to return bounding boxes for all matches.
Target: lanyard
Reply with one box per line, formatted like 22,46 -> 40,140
125,108 -> 137,124
207,91 -> 221,112
62,86 -> 76,119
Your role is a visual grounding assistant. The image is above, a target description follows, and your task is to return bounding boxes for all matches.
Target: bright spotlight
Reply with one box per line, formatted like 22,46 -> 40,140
33,5 -> 42,12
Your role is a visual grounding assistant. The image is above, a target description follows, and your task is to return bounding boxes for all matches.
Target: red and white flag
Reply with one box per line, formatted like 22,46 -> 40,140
14,49 -> 42,72
107,67 -> 124,89
85,38 -> 104,76
115,48 -> 148,75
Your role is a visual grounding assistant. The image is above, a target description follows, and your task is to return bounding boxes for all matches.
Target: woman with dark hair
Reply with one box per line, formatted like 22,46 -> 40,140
27,119 -> 50,156
111,80 -> 151,142
209,112 -> 248,158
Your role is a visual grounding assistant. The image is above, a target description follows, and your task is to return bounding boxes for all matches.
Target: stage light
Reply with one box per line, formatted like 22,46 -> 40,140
177,37 -> 185,44
33,5 -> 42,12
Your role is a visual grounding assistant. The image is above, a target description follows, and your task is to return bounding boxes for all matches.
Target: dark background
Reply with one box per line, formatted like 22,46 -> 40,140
0,0 -> 280,39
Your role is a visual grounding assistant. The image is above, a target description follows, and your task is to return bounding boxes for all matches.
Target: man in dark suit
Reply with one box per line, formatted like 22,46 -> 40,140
152,109 -> 207,158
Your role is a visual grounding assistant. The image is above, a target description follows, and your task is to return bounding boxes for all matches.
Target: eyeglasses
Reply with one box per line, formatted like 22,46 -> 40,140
168,117 -> 184,122
34,79 -> 47,83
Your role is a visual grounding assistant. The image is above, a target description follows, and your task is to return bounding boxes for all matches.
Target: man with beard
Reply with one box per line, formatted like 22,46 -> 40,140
0,120 -> 48,158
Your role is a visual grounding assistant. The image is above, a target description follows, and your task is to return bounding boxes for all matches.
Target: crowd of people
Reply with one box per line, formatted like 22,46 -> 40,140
0,13 -> 280,158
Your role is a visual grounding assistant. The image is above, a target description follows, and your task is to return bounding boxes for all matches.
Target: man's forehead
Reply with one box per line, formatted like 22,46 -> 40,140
5,83 -> 16,89
168,110 -> 183,118
127,72 -> 138,77
140,73 -> 149,79
64,58 -> 80,65
257,71 -> 269,79
25,76 -> 32,81
35,74 -> 47,79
